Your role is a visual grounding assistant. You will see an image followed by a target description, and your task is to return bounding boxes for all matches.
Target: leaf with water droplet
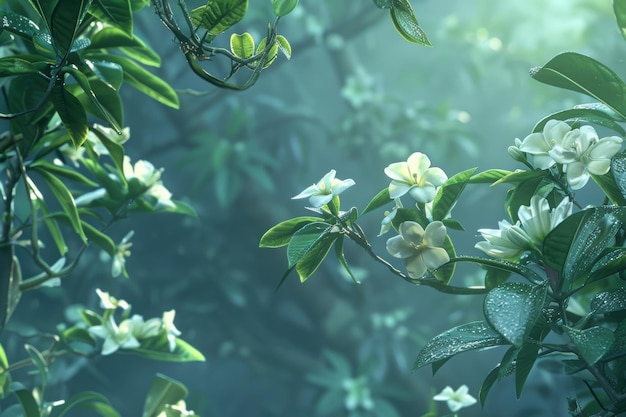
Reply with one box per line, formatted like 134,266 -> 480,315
483,282 -> 547,347
564,326 -> 614,366
590,288 -> 626,314
413,321 -> 508,370
389,0 -> 431,46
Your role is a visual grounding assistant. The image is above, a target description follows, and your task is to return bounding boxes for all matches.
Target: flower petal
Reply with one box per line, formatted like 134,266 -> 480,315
407,152 -> 431,174
588,136 -> 622,160
399,221 -> 425,244
405,254 -> 427,278
291,184 -> 319,200
388,181 -> 411,199
309,193 -> 333,208
386,235 -> 414,258
421,247 -> 450,270
519,132 -> 550,154
565,161 -> 590,190
423,221 -> 447,247
422,167 -> 448,187
331,178 -> 356,195
384,161 -> 412,182
408,184 -> 436,203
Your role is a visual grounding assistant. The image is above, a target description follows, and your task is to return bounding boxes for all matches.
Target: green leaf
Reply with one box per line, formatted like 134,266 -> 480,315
432,167 -> 475,221
479,366 -> 500,406
255,36 -> 279,68
361,187 -> 391,216
132,336 -> 206,362
30,160 -> 98,187
272,0 -> 298,16
89,124 -> 127,174
82,221 -> 116,256
590,288 -> 626,314
334,236 -> 359,284
0,57 -> 40,76
14,389 -> 40,417
530,52 -> 626,119
288,223 -> 332,267
142,374 -> 188,417
50,0 -> 91,57
543,206 -> 624,291
190,0 -> 248,35
38,200 -> 68,256
89,54 -> 179,108
49,391 -> 120,417
564,326 -> 614,366
441,217 -> 464,231
515,343 -> 539,398
587,248 -> 626,284
31,166 -> 87,242
87,27 -> 160,66
0,11 -> 40,40
294,231 -> 337,282
0,247 -> 20,335
259,216 -> 323,248
64,66 -> 123,133
446,256 -> 544,285
229,32 -> 255,59
0,343 -> 10,398
51,83 -> 89,148
601,153 -> 626,205
493,168 -> 548,186
532,104 -> 626,136
391,207 -> 429,230
614,0 -> 626,40
373,0 -> 394,8
468,169 -> 512,184
504,174 -> 548,223
24,344 -> 48,390
390,0 -> 431,46
413,321 -> 508,369
87,0 -> 132,35
483,282 -> 547,347
276,35 -> 291,60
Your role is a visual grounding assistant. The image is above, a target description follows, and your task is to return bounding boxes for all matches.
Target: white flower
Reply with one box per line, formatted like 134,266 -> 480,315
341,67 -> 379,108
342,377 -> 374,411
162,310 -> 181,352
518,195 -> 572,244
88,315 -> 141,355
475,195 -> 572,259
145,182 -> 176,211
475,220 -> 531,259
518,119 -> 571,169
292,169 -> 355,208
95,288 -> 130,310
74,188 -> 107,206
111,231 -> 134,278
123,156 -> 162,188
548,125 -> 622,190
384,152 -> 447,203
386,221 -> 450,278
159,400 -> 196,417
87,125 -> 130,156
433,385 -> 477,412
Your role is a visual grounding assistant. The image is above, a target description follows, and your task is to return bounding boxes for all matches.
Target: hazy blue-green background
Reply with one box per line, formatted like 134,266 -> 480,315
8,0 -> 623,415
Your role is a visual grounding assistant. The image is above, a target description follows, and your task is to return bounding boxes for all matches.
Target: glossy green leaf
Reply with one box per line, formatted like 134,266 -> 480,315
259,216 -> 323,248
190,0 -> 248,35
530,52 -> 626,119
50,0 -> 90,57
294,231 -> 337,282
142,374 -> 188,417
532,104 -> 626,136
49,391 -> 120,417
288,223 -> 331,267
564,326 -> 614,366
361,187 -> 391,216
229,32 -> 255,59
31,160 -> 98,186
0,343 -> 10,398
587,248 -> 626,283
604,153 -> 626,204
90,54 -> 179,108
390,0 -> 431,46
590,287 -> 626,314
483,266 -> 512,290
515,343 -> 539,398
132,336 -> 206,362
0,247 -> 20,335
88,0 -> 132,35
391,207 -> 429,230
36,199 -> 68,256
88,27 -> 160,66
31,166 -> 87,242
446,256 -> 544,285
0,11 -> 40,40
64,66 -> 123,133
0,57 -> 40,76
413,321 -> 508,369
505,175 -> 548,223
479,365 -> 501,406
276,35 -> 291,59
14,389 -> 40,417
469,169 -> 512,184
373,0 -> 394,8
543,207 -> 624,290
614,0 -> 626,40
493,168 -> 548,186
82,221 -> 116,256
483,282 -> 547,347
272,0 -> 298,16
432,167 -> 475,221
441,217 -> 463,231
51,83 -> 89,147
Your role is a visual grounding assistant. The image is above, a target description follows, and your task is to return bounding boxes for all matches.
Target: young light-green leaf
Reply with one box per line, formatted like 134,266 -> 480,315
272,0 -> 298,17
51,83 -> 89,148
229,32 -> 255,59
